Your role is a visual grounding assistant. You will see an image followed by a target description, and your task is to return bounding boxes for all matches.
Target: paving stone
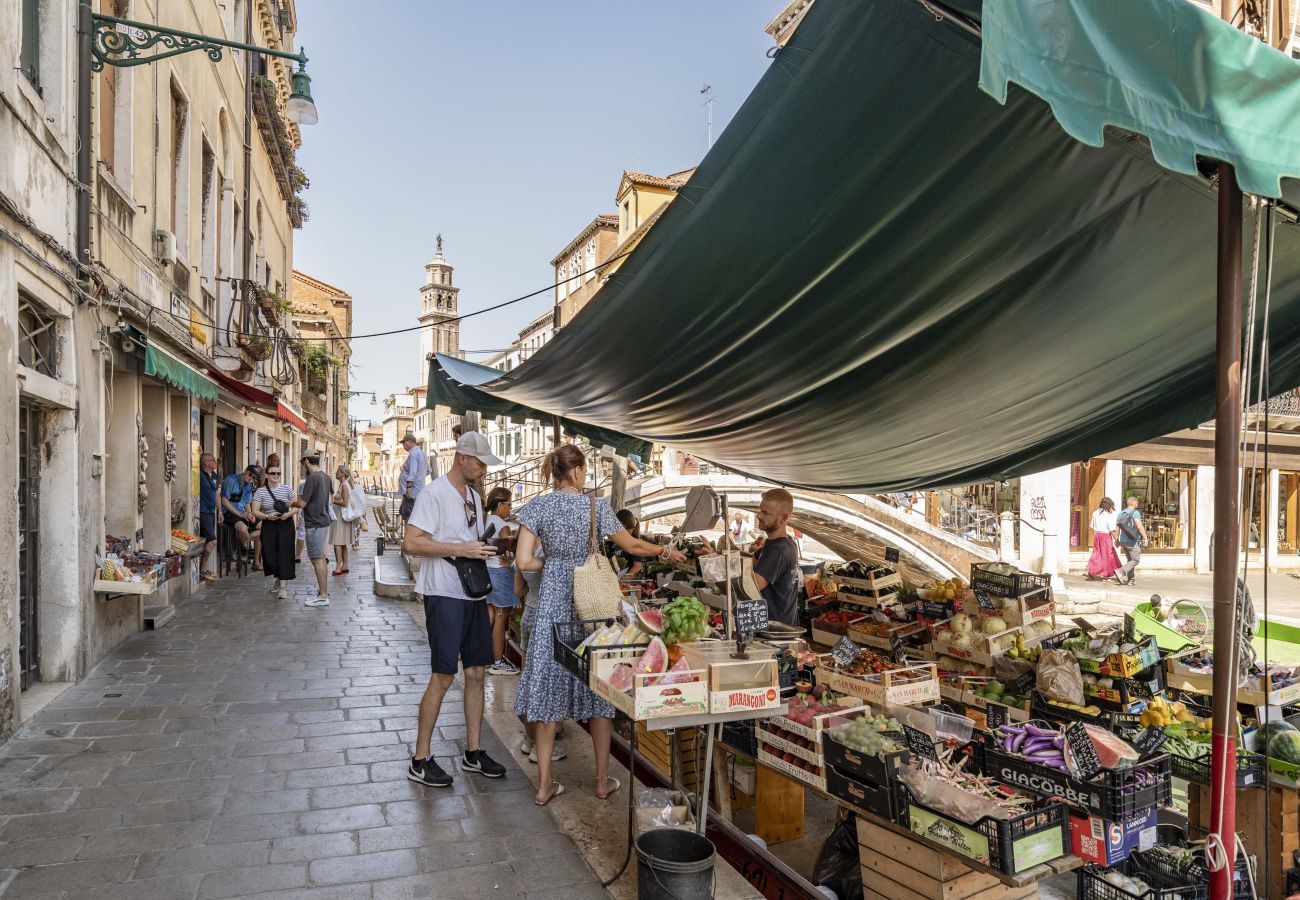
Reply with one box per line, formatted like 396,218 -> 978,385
264,750 -> 347,772
415,835 -> 509,871
381,796 -> 472,825
1,855 -> 136,896
372,861 -> 523,899
206,812 -> 301,844
310,781 -> 417,810
220,789 -> 312,817
309,848 -> 419,885
285,764 -> 370,789
197,863 -> 307,899
233,885 -> 371,900
123,796 -> 224,826
357,820 -> 467,854
135,777 -> 232,802
0,833 -> 85,867
0,787 -> 76,814
77,821 -> 210,858
511,850 -> 600,890
268,831 -> 357,864
0,807 -> 125,841
79,873 -> 204,900
131,841 -> 271,879
298,804 -> 387,834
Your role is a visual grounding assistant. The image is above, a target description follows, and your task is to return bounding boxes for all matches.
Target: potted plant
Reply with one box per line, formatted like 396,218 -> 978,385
246,334 -> 273,361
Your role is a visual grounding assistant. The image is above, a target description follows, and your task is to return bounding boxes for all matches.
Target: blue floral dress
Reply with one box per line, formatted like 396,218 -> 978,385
514,492 -> 623,723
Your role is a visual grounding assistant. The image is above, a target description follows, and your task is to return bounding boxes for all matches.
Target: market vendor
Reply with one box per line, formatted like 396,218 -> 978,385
220,464 -> 260,555
751,488 -> 802,626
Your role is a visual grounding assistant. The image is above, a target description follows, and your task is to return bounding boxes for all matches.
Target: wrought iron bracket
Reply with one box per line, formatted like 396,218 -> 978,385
91,13 -> 306,72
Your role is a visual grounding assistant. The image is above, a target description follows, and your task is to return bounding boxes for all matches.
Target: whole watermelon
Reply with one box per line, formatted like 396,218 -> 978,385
1262,720 -> 1300,763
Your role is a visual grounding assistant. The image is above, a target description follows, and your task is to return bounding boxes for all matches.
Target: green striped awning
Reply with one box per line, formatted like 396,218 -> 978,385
144,346 -> 220,404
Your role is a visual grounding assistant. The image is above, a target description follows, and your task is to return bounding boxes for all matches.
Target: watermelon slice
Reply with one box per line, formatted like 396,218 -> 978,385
637,610 -> 664,635
635,637 -> 669,676
608,664 -> 634,692
655,658 -> 694,685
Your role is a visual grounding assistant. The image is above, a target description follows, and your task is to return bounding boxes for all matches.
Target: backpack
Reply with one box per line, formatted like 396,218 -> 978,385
1117,509 -> 1141,542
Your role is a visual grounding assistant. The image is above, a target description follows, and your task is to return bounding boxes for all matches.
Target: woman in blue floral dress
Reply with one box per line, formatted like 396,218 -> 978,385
515,444 -> 686,806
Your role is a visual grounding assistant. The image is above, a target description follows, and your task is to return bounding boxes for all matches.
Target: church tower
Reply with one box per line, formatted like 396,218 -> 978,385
418,234 -> 460,383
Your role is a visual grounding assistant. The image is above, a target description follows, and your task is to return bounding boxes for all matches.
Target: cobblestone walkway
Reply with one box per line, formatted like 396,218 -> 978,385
0,546 -> 607,899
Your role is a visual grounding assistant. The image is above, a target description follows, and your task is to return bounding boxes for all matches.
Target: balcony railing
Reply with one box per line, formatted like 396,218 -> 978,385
1265,389 -> 1300,417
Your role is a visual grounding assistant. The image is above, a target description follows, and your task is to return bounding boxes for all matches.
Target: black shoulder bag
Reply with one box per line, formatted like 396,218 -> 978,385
448,495 -> 494,599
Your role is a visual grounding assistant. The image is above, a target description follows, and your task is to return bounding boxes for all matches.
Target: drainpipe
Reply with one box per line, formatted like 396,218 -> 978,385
241,0 -> 253,309
76,2 -> 93,273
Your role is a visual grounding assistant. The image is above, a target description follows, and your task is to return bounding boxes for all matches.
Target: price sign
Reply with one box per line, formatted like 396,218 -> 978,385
903,724 -> 939,762
1072,617 -> 1098,634
134,528 -> 144,545
1132,727 -> 1168,759
1064,721 -> 1103,780
831,636 -> 861,668
985,701 -> 1009,730
974,590 -> 998,611
885,547 -> 900,564
1012,671 -> 1038,694
890,633 -> 909,664
734,600 -> 768,639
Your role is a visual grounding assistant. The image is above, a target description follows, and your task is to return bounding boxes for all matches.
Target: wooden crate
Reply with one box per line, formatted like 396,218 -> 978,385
857,817 -> 1038,900
1188,782 -> 1295,900
635,722 -> 702,793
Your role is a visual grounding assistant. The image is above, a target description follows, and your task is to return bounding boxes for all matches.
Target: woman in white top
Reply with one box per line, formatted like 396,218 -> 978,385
329,466 -> 353,576
483,487 -> 520,677
1085,496 -> 1123,581
252,464 -> 298,599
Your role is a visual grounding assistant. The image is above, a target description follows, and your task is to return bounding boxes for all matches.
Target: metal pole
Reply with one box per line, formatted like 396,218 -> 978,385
1209,161 -> 1243,900
77,2 -> 93,270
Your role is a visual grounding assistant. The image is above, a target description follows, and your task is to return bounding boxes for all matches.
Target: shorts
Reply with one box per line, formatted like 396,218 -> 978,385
423,594 -> 494,675
222,510 -> 248,530
305,526 -> 329,560
199,512 -> 217,542
486,565 -> 519,608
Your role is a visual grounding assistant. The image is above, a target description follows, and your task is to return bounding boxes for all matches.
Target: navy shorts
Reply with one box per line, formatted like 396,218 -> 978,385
423,594 -> 494,675
199,512 -> 217,542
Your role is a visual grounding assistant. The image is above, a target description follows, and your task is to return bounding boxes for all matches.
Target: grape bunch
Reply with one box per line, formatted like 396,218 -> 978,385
662,596 -> 711,646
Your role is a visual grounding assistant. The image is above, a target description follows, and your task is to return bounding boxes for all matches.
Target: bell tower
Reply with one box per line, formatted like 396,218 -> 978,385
418,234 -> 460,382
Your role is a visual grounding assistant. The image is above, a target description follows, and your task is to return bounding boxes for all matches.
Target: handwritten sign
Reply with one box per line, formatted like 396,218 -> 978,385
1064,721 -> 1103,780
1072,617 -> 1098,634
1012,671 -> 1038,695
832,636 -> 861,668
885,547 -> 900,564
1123,613 -> 1138,645
135,528 -> 144,545
890,632 -> 909,665
985,701 -> 1009,730
1132,727 -> 1168,760
903,724 -> 939,762
974,590 -> 998,611
734,600 -> 768,639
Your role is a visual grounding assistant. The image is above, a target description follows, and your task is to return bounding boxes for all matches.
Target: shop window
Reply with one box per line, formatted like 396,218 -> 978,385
170,80 -> 191,251
1121,463 -> 1195,552
18,293 -> 58,377
21,0 -> 41,89
1280,472 -> 1300,554
200,141 -> 217,308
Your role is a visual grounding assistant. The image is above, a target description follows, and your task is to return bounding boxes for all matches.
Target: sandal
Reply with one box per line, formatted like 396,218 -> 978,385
331,569 -> 345,576
595,776 -> 621,800
341,568 -> 350,574
535,781 -> 565,806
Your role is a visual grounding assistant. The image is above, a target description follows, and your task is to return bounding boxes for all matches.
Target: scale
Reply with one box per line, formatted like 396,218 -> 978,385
679,486 -> 768,659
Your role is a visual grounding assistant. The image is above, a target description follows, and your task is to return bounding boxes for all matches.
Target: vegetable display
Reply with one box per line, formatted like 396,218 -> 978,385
899,748 -> 1033,823
827,714 -> 904,755
659,596 -> 711,646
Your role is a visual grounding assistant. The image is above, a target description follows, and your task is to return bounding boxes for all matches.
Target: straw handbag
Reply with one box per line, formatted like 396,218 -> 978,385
572,495 -> 623,621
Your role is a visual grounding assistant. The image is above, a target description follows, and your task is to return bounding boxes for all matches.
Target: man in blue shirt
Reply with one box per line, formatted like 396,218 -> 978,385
398,433 -> 430,520
1115,496 -> 1149,586
198,453 -> 220,582
221,465 -> 259,556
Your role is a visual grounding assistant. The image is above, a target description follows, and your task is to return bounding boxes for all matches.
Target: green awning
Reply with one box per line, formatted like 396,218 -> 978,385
427,355 -> 652,460
980,0 -> 1300,200
144,345 -> 220,405
437,0 -> 1300,493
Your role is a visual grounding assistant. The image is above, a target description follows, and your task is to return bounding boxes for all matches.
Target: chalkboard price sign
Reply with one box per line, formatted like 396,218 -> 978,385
1064,721 -> 1103,780
985,701 -> 1009,730
1123,613 -> 1138,645
831,636 -> 861,668
734,600 -> 768,638
885,547 -> 900,563
1012,671 -> 1038,695
903,724 -> 939,762
1132,727 -> 1168,760
974,590 -> 998,610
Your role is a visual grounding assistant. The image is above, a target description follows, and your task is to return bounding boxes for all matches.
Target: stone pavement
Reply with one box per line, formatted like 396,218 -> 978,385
1061,568 -> 1300,621
0,544 -> 608,899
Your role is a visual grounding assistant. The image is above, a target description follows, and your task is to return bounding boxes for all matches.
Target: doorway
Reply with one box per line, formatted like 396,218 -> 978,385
18,403 -> 40,689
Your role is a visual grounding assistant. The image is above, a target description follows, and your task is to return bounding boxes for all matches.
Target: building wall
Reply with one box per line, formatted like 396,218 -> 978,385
554,219 -> 618,326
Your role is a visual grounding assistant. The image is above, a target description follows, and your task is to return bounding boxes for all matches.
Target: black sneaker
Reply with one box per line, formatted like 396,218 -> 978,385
459,749 -> 506,778
407,756 -> 452,787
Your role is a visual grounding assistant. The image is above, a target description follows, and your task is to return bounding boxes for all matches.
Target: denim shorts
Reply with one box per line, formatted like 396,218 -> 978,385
305,526 -> 329,560
486,565 -> 519,608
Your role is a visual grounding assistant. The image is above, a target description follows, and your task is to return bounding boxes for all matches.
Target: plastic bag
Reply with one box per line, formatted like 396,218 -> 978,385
812,813 -> 862,900
635,789 -> 695,830
1036,648 -> 1085,706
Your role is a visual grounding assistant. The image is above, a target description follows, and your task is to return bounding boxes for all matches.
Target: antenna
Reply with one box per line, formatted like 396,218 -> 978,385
700,85 -> 714,149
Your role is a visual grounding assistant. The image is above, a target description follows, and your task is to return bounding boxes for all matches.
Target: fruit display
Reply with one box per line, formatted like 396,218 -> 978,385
1043,696 -> 1104,717
783,684 -> 855,725
919,576 -> 966,601
1177,652 -> 1300,689
840,648 -> 899,676
969,679 -> 1029,710
827,715 -> 904,755
1004,633 -> 1041,663
576,621 -> 644,656
659,596 -> 711,646
760,721 -> 820,754
1136,696 -> 1193,728
812,609 -> 859,636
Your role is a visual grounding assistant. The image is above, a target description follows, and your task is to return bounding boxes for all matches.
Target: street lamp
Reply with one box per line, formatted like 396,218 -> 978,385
285,63 -> 318,125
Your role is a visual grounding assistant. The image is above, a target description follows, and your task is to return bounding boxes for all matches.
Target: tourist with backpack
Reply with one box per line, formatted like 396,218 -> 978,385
1115,496 -> 1149,586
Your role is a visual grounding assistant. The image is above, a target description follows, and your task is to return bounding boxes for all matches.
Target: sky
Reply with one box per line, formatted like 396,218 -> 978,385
290,1 -> 784,427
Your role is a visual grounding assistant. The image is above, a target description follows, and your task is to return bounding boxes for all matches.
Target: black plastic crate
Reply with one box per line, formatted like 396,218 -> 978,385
825,764 -> 894,819
551,619 -> 649,686
1031,693 -> 1142,733
896,782 -> 1068,875
1134,829 -> 1256,897
720,720 -> 757,756
821,729 -> 907,784
1168,747 -> 1265,788
970,563 -> 1051,599
1079,859 -> 1207,900
978,741 -> 1170,820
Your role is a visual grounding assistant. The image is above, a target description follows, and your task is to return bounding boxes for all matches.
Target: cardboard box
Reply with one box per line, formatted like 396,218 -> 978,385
589,650 -> 709,721
1068,809 -> 1157,866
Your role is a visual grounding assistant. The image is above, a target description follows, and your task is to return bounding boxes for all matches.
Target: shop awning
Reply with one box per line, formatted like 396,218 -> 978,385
276,401 -> 307,433
144,346 -> 219,405
207,366 -> 276,408
427,355 -> 652,460
433,0 -> 1300,493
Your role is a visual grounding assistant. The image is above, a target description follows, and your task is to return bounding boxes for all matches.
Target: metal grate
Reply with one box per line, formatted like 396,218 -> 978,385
17,295 -> 57,377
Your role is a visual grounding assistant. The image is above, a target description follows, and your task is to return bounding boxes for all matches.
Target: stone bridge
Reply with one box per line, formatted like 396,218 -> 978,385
623,474 -> 998,582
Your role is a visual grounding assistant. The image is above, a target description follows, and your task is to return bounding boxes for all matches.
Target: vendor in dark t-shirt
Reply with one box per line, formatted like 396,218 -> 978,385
750,487 -> 801,626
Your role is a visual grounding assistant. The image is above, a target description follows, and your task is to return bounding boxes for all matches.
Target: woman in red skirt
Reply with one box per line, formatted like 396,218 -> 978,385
1085,497 -> 1122,582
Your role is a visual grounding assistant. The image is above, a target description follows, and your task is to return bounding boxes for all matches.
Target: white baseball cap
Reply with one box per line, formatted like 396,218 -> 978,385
455,431 -> 502,466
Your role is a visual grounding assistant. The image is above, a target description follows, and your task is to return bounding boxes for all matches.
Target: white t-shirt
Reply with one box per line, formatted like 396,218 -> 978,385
409,475 -> 485,600
1090,508 -> 1117,534
253,483 -> 295,512
484,514 -> 511,569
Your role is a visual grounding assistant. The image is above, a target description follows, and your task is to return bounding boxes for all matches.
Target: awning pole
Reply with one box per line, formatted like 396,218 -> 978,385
1209,160 -> 1243,900
551,415 -> 561,447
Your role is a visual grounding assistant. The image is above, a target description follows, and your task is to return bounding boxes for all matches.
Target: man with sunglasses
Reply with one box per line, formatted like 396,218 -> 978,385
403,431 -> 507,787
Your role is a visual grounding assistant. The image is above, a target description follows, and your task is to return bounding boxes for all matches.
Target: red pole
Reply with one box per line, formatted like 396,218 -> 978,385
1209,161 -> 1243,900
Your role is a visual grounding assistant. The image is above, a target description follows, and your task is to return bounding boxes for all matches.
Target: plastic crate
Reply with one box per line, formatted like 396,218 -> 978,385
896,782 -> 1068,875
1168,748 -> 1265,788
551,619 -> 649,687
1030,693 -> 1142,733
1079,859 -> 1206,900
978,741 -> 1171,820
720,720 -> 757,756
970,563 -> 1051,599
1134,828 -> 1256,897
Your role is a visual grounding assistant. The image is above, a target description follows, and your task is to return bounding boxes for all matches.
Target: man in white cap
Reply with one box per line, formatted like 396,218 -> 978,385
398,432 -> 429,521
403,431 -> 508,787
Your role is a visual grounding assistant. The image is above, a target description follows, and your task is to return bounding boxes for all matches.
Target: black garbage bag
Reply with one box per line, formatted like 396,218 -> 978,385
812,813 -> 860,900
